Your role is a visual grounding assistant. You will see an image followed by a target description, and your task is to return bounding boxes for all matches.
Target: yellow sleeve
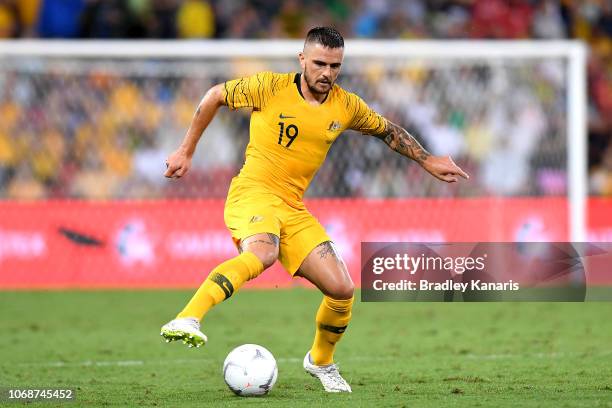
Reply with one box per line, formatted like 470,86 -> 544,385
223,72 -> 292,110
346,93 -> 387,136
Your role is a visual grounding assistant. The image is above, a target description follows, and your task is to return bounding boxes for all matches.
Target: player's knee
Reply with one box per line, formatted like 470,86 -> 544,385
241,234 -> 279,269
250,249 -> 278,269
327,281 -> 355,300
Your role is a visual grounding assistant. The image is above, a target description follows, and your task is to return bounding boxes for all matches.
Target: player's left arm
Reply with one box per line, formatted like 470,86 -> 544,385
374,120 -> 469,183
347,92 -> 468,182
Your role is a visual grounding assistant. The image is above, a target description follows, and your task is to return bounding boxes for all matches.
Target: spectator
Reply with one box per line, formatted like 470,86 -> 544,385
0,1 -> 21,37
37,0 -> 84,38
176,0 -> 215,38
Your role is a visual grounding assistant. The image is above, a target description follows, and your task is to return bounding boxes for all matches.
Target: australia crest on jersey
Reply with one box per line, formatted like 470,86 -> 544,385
325,120 -> 342,144
327,121 -> 342,132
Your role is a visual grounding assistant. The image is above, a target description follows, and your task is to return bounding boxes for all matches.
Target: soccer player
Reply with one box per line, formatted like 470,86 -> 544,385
161,27 -> 468,393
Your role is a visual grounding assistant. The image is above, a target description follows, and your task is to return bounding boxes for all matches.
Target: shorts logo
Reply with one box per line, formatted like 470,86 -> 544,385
211,272 -> 234,299
249,215 -> 264,223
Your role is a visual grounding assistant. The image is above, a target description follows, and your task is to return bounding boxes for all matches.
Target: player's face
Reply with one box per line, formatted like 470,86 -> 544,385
299,43 -> 344,95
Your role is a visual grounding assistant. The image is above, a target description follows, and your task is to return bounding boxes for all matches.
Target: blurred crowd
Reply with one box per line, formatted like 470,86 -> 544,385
0,0 -> 611,199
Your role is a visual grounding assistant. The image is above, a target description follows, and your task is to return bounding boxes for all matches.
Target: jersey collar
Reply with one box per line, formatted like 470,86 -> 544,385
294,73 -> 330,104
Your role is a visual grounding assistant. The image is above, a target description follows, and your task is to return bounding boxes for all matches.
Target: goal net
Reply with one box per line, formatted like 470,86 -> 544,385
0,40 -> 587,288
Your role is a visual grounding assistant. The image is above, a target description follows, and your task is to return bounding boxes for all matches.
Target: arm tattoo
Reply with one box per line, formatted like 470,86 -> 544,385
195,106 -> 201,115
375,121 -> 431,164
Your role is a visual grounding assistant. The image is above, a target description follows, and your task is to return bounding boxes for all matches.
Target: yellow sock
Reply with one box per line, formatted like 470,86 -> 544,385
177,252 -> 264,320
309,296 -> 354,366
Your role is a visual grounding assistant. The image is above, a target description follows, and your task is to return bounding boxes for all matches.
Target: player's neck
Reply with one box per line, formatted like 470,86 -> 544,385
300,74 -> 328,105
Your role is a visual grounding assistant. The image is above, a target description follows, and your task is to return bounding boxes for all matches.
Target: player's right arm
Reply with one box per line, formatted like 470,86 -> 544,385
164,84 -> 225,179
164,72 -> 285,179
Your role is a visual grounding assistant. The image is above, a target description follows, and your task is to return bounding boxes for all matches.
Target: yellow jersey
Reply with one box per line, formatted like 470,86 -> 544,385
223,72 -> 387,208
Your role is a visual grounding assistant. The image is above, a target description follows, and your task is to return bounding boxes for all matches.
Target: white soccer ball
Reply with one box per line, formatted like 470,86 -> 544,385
222,344 -> 278,396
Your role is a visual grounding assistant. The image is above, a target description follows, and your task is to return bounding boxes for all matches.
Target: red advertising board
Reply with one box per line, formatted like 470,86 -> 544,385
0,198 -> 610,288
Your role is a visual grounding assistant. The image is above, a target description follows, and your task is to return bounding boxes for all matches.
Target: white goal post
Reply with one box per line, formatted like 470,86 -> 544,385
0,40 -> 587,241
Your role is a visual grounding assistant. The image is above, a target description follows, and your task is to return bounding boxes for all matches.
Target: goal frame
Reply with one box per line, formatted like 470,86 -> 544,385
0,39 -> 587,241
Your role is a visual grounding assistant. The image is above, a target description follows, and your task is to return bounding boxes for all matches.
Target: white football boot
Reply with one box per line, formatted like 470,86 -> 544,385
160,317 -> 207,348
303,352 -> 352,393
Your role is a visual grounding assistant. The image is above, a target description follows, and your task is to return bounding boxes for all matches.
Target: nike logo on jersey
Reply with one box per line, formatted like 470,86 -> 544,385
279,113 -> 296,119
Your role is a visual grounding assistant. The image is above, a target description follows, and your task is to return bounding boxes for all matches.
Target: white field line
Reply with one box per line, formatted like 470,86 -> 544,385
466,350 -> 612,359
9,351 -> 612,369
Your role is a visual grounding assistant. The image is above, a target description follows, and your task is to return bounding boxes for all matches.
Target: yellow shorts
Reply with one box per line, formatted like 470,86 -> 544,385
224,181 -> 331,275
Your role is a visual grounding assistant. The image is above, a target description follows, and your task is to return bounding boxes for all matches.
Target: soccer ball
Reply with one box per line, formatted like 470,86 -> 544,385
222,344 -> 278,396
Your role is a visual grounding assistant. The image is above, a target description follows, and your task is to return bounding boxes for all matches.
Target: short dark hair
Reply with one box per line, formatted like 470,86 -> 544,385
305,27 -> 344,49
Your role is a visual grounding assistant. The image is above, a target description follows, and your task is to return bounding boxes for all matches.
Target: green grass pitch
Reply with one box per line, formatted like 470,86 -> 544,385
1,289 -> 611,407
